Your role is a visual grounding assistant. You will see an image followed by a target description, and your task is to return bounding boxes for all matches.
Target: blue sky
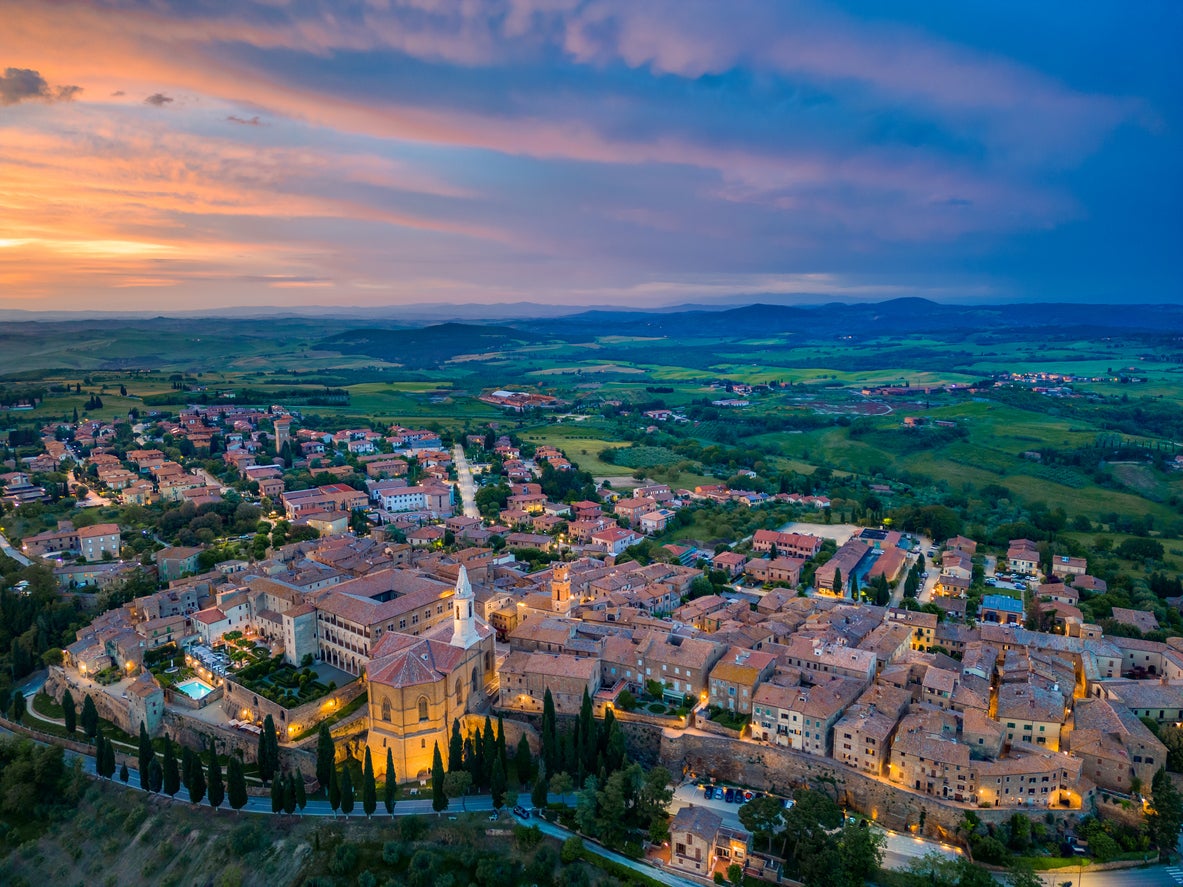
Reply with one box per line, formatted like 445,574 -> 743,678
0,0 -> 1178,309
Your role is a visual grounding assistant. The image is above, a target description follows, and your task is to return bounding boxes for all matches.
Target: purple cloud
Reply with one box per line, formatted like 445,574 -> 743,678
0,66 -> 82,106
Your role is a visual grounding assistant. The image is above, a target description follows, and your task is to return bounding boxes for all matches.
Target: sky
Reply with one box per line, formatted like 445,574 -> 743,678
0,0 -> 1179,311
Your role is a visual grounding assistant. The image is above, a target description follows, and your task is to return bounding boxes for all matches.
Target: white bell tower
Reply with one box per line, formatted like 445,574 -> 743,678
450,564 -> 480,649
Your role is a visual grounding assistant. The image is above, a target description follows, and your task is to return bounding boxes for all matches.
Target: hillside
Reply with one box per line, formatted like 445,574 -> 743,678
320,323 -> 566,369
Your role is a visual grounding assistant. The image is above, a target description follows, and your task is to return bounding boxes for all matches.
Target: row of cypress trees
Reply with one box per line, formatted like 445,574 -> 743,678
321,746 -> 398,817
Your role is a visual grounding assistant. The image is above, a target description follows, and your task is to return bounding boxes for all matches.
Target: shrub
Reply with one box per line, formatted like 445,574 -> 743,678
561,836 -> 585,865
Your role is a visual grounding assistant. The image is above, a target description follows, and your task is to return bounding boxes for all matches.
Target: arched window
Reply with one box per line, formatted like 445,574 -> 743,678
417,696 -> 429,722
381,698 -> 391,722
454,677 -> 461,699
471,666 -> 479,692
484,650 -> 492,672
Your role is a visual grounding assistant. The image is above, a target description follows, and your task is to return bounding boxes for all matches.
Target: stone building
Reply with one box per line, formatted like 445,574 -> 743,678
364,566 -> 496,780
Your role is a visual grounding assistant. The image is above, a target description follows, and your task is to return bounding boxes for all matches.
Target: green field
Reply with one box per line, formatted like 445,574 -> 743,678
3,313 -> 1180,529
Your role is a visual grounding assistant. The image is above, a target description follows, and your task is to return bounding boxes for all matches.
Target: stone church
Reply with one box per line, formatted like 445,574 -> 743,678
364,565 -> 496,779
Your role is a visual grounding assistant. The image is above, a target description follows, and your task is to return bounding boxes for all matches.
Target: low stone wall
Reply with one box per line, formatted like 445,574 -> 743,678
45,666 -> 136,735
612,707 -> 688,731
660,732 -> 1090,843
221,675 -> 365,742
692,712 -> 744,739
164,684 -> 224,711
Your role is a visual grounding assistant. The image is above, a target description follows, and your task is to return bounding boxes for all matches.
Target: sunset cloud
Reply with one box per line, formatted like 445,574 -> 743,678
0,66 -> 81,105
0,1 -> 1176,310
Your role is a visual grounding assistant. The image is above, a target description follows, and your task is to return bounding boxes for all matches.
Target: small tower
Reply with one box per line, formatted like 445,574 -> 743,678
551,561 -> 571,612
450,565 -> 480,649
273,415 -> 292,453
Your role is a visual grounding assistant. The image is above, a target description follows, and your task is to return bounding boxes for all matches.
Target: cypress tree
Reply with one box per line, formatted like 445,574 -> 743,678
541,689 -> 557,773
295,772 -> 306,812
80,694 -> 98,738
119,762 -> 129,783
515,733 -> 532,786
138,722 -> 153,791
431,742 -> 447,812
258,714 -> 279,784
531,771 -> 547,809
103,733 -> 117,778
94,733 -> 107,777
208,747 -> 224,811
227,755 -> 248,813
473,727 -> 487,791
362,747 -> 377,818
340,766 -> 355,816
62,689 -> 77,735
189,756 -> 206,805
579,689 -> 596,775
496,715 -> 508,772
384,748 -> 397,816
833,566 -> 842,597
316,723 -> 334,791
600,706 -> 616,757
8,691 -> 26,724
459,733 -> 471,773
271,771 -> 285,813
284,772 -> 297,815
482,716 -> 496,791
181,745 -> 195,793
148,756 -> 163,793
328,765 -> 341,814
162,736 -> 180,797
605,717 -> 626,774
448,718 -> 464,773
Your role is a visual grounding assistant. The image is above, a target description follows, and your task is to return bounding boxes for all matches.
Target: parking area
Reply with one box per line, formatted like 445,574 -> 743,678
667,781 -> 789,831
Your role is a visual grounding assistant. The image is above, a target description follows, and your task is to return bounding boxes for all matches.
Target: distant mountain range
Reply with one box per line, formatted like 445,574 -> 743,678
518,299 -> 1183,338
1,298 -> 1180,334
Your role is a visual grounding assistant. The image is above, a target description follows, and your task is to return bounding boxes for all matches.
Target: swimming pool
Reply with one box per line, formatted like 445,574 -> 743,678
175,678 -> 215,700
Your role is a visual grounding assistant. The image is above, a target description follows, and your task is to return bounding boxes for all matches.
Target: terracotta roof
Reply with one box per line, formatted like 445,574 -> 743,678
192,607 -> 227,625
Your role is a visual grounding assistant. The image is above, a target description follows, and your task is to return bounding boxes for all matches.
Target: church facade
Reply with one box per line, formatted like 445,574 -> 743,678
364,565 -> 496,780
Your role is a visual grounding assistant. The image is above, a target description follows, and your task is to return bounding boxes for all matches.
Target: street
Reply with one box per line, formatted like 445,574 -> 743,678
0,529 -> 32,566
452,443 -> 481,519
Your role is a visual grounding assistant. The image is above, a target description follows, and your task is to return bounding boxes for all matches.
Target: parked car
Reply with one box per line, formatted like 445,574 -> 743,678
513,805 -> 529,818
703,786 -> 713,800
783,798 -> 796,810
742,790 -> 754,802
724,788 -> 735,803
714,787 -> 726,800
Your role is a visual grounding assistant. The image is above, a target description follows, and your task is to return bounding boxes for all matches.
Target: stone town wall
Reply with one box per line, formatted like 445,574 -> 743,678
161,710 -> 317,779
659,732 -> 1091,843
221,676 -> 365,742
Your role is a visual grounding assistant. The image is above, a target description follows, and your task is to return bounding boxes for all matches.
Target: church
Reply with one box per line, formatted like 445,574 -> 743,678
364,565 -> 496,780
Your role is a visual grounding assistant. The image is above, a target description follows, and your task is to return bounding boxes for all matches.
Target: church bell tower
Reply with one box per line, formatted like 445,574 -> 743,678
450,565 -> 480,649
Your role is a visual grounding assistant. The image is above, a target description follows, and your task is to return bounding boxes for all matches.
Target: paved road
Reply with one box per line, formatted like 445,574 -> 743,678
516,811 -> 699,887
452,444 -> 481,519
1036,863 -> 1180,887
876,825 -> 962,870
0,530 -> 32,566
